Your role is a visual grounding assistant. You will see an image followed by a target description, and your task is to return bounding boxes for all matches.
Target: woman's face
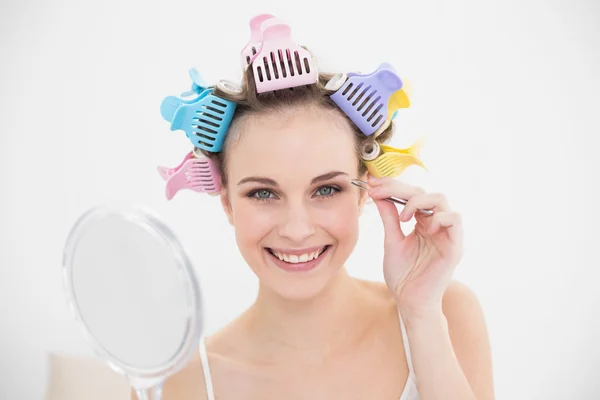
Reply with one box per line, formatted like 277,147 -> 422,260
221,104 -> 365,300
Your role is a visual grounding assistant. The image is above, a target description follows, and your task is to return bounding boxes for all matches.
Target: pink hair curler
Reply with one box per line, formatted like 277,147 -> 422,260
251,19 -> 318,93
241,13 -> 276,68
164,156 -> 221,200
156,151 -> 194,181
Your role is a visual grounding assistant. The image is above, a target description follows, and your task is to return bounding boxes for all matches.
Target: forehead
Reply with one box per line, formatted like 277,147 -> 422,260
226,106 -> 358,184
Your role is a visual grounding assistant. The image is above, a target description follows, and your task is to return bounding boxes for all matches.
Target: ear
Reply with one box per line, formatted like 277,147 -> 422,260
220,189 -> 234,226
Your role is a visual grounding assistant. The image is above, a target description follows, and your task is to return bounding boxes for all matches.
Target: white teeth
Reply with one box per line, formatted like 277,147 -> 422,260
271,247 -> 327,264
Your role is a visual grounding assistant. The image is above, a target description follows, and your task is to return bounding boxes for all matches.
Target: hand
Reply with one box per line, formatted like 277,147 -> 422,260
367,176 -> 464,318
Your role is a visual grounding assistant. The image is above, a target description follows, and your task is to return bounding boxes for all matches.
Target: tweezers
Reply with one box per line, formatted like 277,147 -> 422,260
351,179 -> 434,216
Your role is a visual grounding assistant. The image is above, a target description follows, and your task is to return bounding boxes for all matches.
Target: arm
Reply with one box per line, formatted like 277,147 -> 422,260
366,178 -> 494,398
401,280 -> 495,400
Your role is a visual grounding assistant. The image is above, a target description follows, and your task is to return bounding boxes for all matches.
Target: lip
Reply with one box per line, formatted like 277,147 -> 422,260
267,245 -> 326,256
265,245 -> 331,273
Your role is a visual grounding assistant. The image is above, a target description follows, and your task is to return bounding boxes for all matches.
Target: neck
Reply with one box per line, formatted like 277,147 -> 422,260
246,268 -> 371,362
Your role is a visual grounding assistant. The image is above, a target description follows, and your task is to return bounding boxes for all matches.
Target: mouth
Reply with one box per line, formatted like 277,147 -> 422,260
264,245 -> 331,272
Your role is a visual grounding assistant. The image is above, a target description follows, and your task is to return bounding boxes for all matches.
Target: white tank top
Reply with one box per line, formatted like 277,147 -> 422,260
198,312 -> 420,400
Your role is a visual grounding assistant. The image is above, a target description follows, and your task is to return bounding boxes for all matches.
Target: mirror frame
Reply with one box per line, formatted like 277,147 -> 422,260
62,204 -> 203,390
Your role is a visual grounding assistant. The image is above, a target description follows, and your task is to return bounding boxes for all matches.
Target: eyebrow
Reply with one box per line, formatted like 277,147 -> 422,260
237,171 -> 349,186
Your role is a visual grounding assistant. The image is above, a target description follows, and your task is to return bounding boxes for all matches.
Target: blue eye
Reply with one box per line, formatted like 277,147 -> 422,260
315,185 -> 340,197
251,189 -> 275,200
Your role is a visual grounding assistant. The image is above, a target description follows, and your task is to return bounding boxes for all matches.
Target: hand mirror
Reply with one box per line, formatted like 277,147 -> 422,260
63,204 -> 203,400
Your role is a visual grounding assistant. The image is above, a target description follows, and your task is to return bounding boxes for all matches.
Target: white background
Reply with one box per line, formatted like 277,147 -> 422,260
2,0 -> 599,398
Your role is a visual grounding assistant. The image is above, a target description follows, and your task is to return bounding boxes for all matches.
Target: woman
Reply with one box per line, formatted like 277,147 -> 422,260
143,17 -> 495,400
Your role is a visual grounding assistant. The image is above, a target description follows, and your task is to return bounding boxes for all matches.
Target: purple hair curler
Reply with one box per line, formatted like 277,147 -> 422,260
330,63 -> 408,136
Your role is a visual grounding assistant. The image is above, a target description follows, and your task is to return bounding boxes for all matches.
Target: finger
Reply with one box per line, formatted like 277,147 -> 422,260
368,178 -> 425,202
398,193 -> 450,222
427,211 -> 463,241
373,198 -> 406,243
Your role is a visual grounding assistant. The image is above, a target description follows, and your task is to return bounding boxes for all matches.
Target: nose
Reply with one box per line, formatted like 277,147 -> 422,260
277,201 -> 315,243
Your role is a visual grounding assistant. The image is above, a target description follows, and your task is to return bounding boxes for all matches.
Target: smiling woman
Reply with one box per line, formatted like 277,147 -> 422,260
143,13 -> 495,400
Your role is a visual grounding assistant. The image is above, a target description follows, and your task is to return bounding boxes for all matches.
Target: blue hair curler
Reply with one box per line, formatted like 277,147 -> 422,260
160,68 -> 237,152
180,67 -> 209,97
160,88 -> 237,153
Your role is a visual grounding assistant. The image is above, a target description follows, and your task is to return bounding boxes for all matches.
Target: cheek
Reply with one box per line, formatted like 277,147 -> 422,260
315,196 -> 361,239
231,200 -> 274,245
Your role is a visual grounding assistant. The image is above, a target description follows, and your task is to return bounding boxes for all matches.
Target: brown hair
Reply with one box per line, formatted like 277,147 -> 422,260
198,67 -> 395,187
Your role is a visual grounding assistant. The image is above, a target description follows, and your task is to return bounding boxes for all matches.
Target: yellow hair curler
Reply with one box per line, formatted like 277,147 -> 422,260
363,138 -> 427,178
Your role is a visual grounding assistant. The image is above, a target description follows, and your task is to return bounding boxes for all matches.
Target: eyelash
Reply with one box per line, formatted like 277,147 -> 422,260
247,185 -> 342,202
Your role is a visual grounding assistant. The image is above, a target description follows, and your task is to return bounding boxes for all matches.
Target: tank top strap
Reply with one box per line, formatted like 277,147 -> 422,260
198,337 -> 216,400
397,310 -> 416,377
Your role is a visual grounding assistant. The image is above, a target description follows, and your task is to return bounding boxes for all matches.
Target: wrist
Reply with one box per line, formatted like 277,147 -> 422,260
397,304 -> 447,329
402,312 -> 449,338
396,296 -> 443,319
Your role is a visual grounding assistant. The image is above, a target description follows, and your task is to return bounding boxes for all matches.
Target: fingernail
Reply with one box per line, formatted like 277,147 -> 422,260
400,210 -> 411,222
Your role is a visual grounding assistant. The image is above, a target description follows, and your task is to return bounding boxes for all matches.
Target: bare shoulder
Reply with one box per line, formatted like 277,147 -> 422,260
442,279 -> 489,331
442,280 -> 495,399
129,352 -> 208,400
